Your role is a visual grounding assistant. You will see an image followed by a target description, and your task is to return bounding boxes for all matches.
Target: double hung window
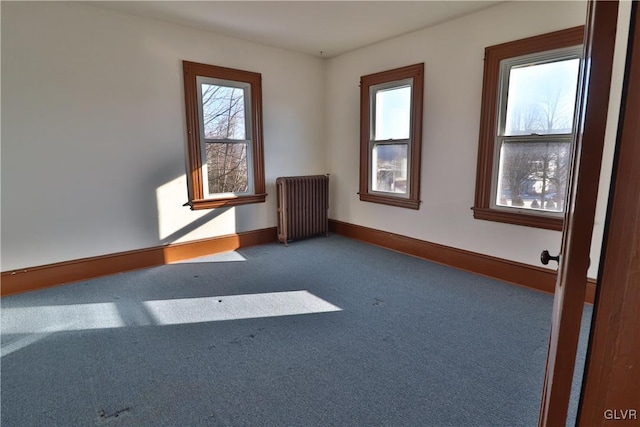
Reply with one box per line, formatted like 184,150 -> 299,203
360,64 -> 424,210
183,61 -> 266,210
473,27 -> 584,230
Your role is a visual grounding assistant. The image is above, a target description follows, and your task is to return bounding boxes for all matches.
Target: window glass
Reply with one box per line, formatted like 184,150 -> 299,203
374,85 -> 411,140
496,141 -> 571,212
504,58 -> 580,136
201,84 -> 246,140
205,142 -> 249,195
372,144 -> 408,194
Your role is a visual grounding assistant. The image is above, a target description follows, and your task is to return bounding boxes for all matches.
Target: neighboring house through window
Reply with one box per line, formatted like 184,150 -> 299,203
473,27 -> 584,230
359,63 -> 424,210
183,61 -> 266,209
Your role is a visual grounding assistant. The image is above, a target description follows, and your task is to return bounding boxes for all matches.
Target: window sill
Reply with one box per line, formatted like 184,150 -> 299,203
359,193 -> 420,210
472,207 -> 563,231
189,194 -> 267,210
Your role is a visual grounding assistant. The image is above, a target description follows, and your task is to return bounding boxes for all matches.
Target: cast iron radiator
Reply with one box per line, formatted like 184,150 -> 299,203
276,175 -> 329,245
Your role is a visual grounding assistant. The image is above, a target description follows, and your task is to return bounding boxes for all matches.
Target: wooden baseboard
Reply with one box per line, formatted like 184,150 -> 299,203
2,222 -> 596,304
1,227 -> 277,297
329,219 -> 596,304
585,278 -> 596,305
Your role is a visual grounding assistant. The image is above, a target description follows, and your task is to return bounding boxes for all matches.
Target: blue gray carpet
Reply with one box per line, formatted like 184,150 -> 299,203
1,235 -> 591,426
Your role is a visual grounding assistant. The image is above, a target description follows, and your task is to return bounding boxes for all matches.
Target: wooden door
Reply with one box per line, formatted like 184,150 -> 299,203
538,1 -> 620,426
578,2 -> 640,425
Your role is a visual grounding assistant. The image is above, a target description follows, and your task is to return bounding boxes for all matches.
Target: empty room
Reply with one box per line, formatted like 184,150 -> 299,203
2,1 -> 638,426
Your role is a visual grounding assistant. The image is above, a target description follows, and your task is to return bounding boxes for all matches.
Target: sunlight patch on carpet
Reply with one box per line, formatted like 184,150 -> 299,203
2,302 -> 125,335
1,291 -> 342,348
144,290 -> 342,325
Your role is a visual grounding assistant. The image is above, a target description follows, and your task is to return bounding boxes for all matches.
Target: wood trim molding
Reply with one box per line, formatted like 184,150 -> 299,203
329,219 -> 596,304
190,193 -> 267,210
473,208 -> 563,231
358,193 -> 420,210
1,227 -> 277,297
585,278 -> 596,305
359,63 -> 424,210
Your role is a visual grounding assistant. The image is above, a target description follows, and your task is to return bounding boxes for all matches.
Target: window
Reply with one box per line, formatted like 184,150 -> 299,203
183,61 -> 266,210
473,27 -> 584,230
360,64 -> 424,209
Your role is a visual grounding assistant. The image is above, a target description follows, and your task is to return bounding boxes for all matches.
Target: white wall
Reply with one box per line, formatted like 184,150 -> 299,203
326,0 -> 629,278
2,1 -> 630,278
1,2 -> 326,270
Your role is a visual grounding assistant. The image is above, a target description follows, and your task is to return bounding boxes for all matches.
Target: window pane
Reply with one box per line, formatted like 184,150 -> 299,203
504,58 -> 580,136
374,85 -> 411,140
201,84 -> 246,140
205,143 -> 249,195
372,144 -> 408,194
496,141 -> 570,212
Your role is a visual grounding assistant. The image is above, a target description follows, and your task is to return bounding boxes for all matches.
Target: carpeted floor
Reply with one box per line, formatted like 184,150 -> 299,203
1,235 -> 591,426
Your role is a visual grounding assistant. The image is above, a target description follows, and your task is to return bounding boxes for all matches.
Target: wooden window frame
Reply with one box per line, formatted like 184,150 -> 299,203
472,27 -> 584,230
359,63 -> 424,210
183,61 -> 266,210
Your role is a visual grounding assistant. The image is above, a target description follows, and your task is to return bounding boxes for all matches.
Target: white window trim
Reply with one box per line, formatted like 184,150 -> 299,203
490,46 -> 583,218
196,76 -> 255,199
368,78 -> 413,199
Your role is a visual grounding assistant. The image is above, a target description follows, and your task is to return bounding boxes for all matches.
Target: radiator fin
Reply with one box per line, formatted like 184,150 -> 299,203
276,175 -> 329,245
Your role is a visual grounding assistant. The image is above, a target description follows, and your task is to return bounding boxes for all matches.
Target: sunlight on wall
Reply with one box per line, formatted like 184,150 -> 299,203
155,175 -> 236,242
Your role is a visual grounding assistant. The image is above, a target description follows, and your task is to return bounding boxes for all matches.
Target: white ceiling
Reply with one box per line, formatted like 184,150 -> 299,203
88,1 -> 504,58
